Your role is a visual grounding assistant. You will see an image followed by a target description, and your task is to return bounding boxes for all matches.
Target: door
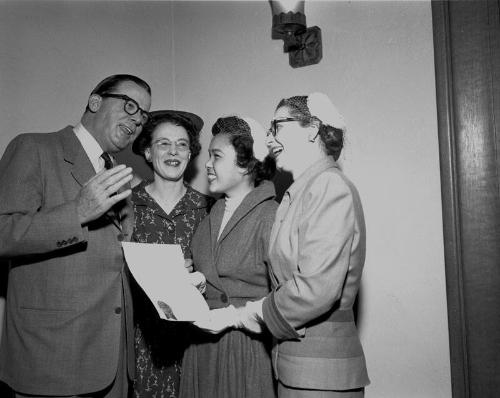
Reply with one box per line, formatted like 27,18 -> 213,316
433,1 -> 500,396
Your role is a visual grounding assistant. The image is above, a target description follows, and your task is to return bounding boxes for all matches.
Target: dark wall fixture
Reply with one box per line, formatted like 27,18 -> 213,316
269,0 -> 322,68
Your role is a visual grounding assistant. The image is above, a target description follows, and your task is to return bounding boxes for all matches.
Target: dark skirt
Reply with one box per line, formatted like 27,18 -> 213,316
132,326 -> 182,398
132,281 -> 192,398
179,328 -> 276,398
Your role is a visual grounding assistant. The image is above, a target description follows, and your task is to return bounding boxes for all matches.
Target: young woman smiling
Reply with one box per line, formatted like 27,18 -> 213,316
179,115 -> 278,398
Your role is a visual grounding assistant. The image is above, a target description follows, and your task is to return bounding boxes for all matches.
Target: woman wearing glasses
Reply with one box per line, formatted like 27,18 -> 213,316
261,93 -> 370,397
130,110 -> 213,398
259,93 -> 370,397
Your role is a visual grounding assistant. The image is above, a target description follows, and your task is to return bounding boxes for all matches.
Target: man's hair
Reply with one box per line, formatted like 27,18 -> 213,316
85,74 -> 151,112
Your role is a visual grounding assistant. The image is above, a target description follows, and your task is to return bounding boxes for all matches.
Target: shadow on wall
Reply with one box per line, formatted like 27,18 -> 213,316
115,145 -> 153,184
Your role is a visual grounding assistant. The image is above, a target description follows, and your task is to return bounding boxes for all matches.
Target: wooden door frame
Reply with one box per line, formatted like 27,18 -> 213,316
432,2 -> 467,396
432,1 -> 500,397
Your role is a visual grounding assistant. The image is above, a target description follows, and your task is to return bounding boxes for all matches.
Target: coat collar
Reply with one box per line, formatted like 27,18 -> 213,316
205,180 -> 275,292
270,157 -> 338,251
286,157 -> 339,202
210,180 -> 276,250
59,126 -> 132,234
59,126 -> 96,188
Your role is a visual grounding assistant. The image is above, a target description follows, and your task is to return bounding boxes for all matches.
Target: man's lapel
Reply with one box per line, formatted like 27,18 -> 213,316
60,126 -> 96,188
60,126 -> 123,230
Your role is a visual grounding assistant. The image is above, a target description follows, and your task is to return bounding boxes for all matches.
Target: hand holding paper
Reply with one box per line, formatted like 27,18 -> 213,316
186,271 -> 207,294
193,306 -> 239,334
235,299 -> 265,333
184,258 -> 194,273
122,242 -> 210,321
193,299 -> 266,334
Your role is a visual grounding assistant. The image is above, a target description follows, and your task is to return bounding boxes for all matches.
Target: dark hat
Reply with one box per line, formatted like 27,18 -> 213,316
132,110 -> 204,155
149,110 -> 203,134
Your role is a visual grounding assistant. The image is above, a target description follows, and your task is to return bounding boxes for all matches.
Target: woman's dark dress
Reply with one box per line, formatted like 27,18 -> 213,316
131,180 -> 213,398
179,181 -> 278,398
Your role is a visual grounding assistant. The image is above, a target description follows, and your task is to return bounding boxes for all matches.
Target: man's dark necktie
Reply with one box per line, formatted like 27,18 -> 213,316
101,152 -> 120,223
101,152 -> 113,170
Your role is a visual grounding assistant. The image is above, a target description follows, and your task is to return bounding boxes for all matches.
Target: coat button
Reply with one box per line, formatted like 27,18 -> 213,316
220,293 -> 228,303
114,307 -> 122,314
117,233 -> 124,241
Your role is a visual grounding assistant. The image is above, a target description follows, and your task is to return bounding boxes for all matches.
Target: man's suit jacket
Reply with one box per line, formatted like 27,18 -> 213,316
0,127 -> 135,395
262,157 -> 370,391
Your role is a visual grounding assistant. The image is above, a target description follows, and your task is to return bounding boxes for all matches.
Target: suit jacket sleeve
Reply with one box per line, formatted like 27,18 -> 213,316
0,134 -> 87,257
263,171 -> 356,339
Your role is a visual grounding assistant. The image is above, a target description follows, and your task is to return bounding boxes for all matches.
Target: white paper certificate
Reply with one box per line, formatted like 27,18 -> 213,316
122,242 -> 209,321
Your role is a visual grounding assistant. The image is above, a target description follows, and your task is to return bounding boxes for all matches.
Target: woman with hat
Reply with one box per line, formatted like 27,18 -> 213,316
178,115 -> 278,398
195,94 -> 370,397
259,93 -> 370,397
130,110 -> 213,398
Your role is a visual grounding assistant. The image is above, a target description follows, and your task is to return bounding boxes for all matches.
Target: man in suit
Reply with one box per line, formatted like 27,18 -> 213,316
0,74 -> 152,397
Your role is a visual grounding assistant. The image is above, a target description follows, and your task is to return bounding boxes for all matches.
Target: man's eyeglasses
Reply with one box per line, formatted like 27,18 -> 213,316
268,117 -> 301,137
100,93 -> 150,124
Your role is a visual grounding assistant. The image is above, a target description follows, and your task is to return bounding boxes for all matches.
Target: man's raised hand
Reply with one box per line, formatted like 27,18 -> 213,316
76,165 -> 133,225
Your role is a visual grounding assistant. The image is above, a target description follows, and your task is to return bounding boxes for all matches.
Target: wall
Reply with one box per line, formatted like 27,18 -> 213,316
0,1 -> 450,396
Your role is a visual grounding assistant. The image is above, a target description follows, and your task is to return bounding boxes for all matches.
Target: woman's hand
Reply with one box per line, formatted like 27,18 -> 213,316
193,300 -> 266,334
186,271 -> 207,294
193,306 -> 239,334
234,299 -> 265,334
184,258 -> 194,273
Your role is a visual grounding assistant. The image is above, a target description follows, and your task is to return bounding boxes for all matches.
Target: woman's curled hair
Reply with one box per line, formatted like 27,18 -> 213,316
212,116 -> 275,186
